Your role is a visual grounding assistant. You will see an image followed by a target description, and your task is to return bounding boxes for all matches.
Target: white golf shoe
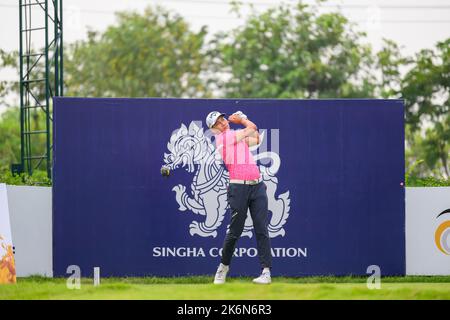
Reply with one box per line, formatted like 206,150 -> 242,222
253,269 -> 271,284
213,263 -> 229,284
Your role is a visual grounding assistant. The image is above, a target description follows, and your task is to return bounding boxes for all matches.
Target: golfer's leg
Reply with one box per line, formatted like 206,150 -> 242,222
249,182 -> 272,269
221,184 -> 249,266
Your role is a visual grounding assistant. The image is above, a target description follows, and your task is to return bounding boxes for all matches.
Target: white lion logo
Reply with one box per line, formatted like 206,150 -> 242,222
163,121 -> 291,238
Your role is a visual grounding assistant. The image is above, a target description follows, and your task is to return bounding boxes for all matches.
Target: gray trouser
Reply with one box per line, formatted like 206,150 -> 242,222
221,181 -> 272,269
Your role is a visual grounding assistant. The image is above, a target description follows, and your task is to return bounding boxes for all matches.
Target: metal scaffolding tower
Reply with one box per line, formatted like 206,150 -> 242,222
17,0 -> 63,179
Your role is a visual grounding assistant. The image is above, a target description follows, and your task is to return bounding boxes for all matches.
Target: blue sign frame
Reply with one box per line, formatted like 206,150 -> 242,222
53,98 -> 405,277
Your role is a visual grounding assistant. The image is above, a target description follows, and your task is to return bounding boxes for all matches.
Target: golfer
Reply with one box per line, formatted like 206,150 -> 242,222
206,110 -> 272,285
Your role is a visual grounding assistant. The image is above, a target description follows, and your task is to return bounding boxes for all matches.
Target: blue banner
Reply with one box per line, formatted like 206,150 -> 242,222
53,98 -> 405,277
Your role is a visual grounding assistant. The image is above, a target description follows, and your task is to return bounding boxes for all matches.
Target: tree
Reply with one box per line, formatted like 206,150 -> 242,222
0,49 -> 18,107
0,107 -> 20,168
0,106 -> 49,170
208,2 -> 378,98
406,115 -> 450,179
401,39 -> 449,178
401,39 -> 449,133
375,39 -> 411,99
64,6 -> 210,98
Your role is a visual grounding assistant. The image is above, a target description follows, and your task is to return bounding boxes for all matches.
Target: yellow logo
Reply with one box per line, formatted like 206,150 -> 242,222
435,209 -> 450,255
0,235 -> 17,284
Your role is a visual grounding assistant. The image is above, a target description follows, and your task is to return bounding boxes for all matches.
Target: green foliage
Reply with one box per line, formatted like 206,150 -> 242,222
0,49 -> 18,106
406,158 -> 450,186
401,39 -> 450,132
0,107 -> 20,167
376,39 -> 411,98
405,115 -> 450,179
419,115 -> 450,178
0,107 -> 49,173
0,166 -> 51,186
406,176 -> 450,187
64,6 -> 210,98
0,106 -> 50,186
400,39 -> 450,178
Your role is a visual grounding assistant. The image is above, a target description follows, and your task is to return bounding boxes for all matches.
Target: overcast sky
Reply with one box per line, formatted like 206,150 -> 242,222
0,0 -> 449,102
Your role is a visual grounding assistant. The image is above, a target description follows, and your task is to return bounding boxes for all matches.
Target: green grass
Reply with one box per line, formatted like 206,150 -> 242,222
1,276 -> 450,300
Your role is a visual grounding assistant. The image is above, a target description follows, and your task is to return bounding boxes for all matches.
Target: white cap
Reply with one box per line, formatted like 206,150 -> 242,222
206,111 -> 226,129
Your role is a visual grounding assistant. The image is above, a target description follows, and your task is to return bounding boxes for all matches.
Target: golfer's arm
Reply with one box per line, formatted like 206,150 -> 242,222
235,119 -> 259,146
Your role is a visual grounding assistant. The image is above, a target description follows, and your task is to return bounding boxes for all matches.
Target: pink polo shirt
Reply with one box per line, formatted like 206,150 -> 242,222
215,129 -> 260,180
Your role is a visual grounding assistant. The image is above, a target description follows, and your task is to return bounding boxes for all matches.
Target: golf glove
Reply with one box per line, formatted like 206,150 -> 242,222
234,110 -> 248,120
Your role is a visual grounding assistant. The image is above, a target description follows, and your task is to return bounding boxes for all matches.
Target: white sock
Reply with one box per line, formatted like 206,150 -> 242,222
262,267 -> 270,274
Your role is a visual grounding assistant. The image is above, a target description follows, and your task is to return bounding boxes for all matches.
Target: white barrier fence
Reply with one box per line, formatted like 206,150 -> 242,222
6,185 -> 52,277
2,185 -> 449,277
406,187 -> 450,275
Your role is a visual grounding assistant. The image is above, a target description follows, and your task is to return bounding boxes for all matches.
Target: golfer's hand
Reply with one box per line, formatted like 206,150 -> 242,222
228,114 -> 243,124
